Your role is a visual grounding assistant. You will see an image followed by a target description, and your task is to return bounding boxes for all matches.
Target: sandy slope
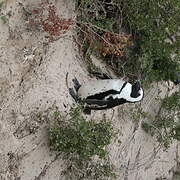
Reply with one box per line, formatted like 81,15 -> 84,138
0,0 -> 179,180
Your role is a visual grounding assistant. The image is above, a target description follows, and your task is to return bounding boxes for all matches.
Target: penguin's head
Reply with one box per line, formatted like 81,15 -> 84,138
129,81 -> 144,101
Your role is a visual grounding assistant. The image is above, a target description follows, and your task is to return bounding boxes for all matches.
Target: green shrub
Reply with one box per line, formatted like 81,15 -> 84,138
116,0 -> 180,82
162,91 -> 180,111
49,106 -> 113,160
49,106 -> 116,179
76,0 -> 134,67
142,91 -> 180,149
76,0 -> 180,83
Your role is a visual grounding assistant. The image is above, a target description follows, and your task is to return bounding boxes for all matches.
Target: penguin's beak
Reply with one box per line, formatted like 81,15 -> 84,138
131,81 -> 141,98
134,81 -> 141,91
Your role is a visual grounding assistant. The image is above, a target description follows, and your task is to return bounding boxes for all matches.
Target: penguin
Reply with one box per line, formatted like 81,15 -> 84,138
68,76 -> 144,112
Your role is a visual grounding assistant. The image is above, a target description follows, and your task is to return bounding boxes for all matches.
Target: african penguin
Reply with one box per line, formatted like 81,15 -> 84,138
69,78 -> 144,111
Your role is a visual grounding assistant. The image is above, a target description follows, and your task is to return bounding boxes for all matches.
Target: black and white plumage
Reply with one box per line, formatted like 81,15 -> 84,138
69,78 -> 144,111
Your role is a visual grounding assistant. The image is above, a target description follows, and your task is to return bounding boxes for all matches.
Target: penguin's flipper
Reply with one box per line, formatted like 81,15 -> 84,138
84,99 -> 109,110
83,99 -> 106,114
85,98 -> 127,110
85,99 -> 108,106
72,77 -> 81,92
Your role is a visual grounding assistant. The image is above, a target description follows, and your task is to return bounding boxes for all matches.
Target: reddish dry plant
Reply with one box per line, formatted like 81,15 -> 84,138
42,5 -> 74,36
101,32 -> 133,56
27,3 -> 74,37
85,29 -> 133,57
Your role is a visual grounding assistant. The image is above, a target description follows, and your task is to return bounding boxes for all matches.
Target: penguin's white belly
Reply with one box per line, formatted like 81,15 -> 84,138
77,79 -> 125,99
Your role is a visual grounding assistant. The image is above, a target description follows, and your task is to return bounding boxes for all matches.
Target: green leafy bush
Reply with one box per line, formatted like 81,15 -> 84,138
142,91 -> 180,149
162,91 -> 180,111
76,0 -> 134,63
49,106 -> 113,160
76,0 -> 180,82
49,106 -> 116,179
116,0 -> 180,82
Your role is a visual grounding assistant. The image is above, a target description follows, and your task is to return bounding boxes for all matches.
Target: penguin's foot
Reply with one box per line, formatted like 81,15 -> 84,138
69,88 -> 79,102
72,77 -> 81,92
